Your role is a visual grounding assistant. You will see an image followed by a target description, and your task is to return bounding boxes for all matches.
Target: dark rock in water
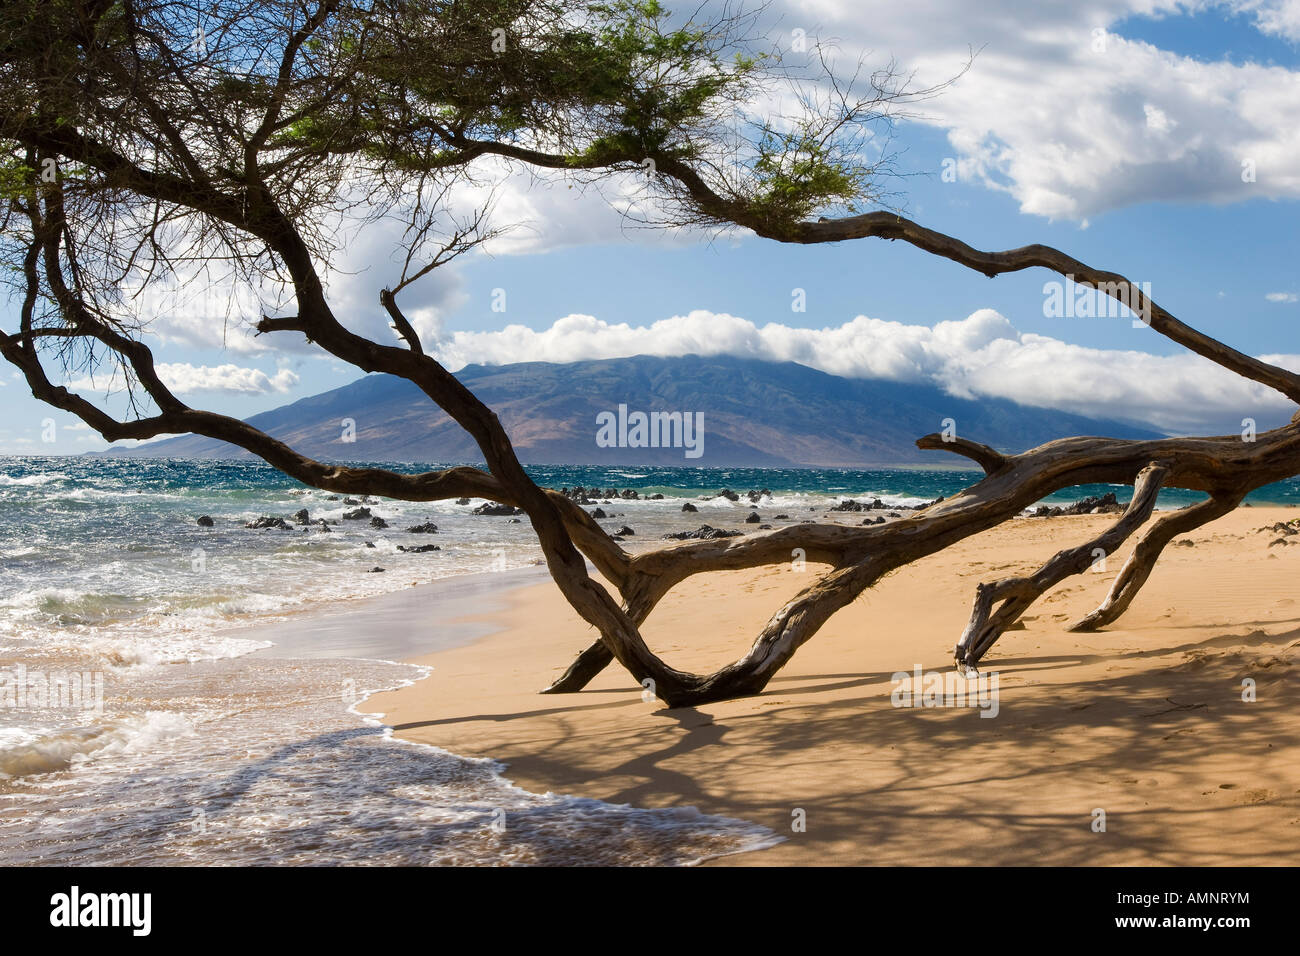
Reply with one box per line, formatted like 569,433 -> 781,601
681,502 -> 698,513
196,515 -> 214,527
326,495 -> 340,501
614,525 -> 635,536
611,535 -> 625,542
662,525 -> 743,541
830,498 -> 881,512
774,514 -> 789,520
315,519 -> 331,533
367,567 -> 385,573
1031,492 -> 1122,518
649,493 -> 664,500
757,523 -> 772,530
472,502 -> 524,516
714,488 -> 740,502
364,541 -> 375,548
875,516 -> 886,524
293,508 -> 310,524
886,512 -> 902,518
590,507 -> 608,519
397,544 -> 441,553
746,488 -> 772,503
245,516 -> 291,530
455,497 -> 471,505
369,516 -> 388,529
343,497 -> 359,505
342,507 -> 372,520
745,512 -> 761,523
507,518 -> 521,523
406,522 -> 439,534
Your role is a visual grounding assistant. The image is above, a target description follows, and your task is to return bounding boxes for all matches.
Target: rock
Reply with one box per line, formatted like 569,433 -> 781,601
455,497 -> 471,505
293,508 -> 310,524
714,488 -> 740,502
614,525 -> 635,536
325,495 -> 340,501
369,516 -> 388,529
590,507 -> 608,519
1268,538 -> 1289,547
507,518 -> 521,523
681,502 -> 698,513
342,507 -> 372,520
774,514 -> 789,520
886,512 -> 902,518
649,493 -> 664,500
364,541 -> 375,548
196,515 -> 214,527
245,516 -> 291,530
471,502 -> 524,516
745,512 -> 761,523
830,499 -> 866,512
343,497 -> 359,505
1033,492 -> 1123,517
397,544 -> 441,553
662,525 -> 743,540
405,522 -> 438,534
757,523 -> 772,529
1174,539 -> 1195,547
315,520 -> 331,533
366,567 -> 385,573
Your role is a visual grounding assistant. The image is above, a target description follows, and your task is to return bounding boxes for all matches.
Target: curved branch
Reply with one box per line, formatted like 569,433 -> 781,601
1068,493 -> 1242,632
916,432 -> 1007,474
954,461 -> 1170,671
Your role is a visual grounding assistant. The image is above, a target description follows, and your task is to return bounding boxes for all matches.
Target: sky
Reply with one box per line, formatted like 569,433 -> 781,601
2,0 -> 1299,453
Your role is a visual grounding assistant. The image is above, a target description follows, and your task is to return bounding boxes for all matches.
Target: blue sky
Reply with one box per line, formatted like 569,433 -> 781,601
2,0 -> 1299,452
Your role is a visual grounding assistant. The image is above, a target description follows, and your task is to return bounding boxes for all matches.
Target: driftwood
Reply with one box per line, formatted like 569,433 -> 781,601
3,0 -> 1296,707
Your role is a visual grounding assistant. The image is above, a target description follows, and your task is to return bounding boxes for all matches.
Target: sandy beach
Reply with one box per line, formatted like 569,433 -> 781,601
369,505 -> 1300,866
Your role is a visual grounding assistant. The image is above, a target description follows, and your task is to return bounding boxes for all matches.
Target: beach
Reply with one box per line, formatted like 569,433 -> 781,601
371,505 -> 1300,866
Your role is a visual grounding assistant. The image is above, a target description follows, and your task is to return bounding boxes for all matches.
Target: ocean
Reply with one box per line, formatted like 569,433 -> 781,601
2,455 -> 1297,865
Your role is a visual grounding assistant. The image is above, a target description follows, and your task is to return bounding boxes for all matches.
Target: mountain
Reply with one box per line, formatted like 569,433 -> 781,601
110,355 -> 1164,466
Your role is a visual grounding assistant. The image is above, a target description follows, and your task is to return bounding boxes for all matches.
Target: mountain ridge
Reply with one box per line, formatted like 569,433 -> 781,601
108,354 -> 1166,466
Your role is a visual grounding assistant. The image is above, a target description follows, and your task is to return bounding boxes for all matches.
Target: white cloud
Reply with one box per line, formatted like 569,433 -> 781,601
431,307 -> 1299,434
65,363 -> 299,396
776,0 -> 1300,219
1266,291 -> 1298,302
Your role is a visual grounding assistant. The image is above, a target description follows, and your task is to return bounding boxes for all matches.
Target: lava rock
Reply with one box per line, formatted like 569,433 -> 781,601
245,516 -> 291,530
196,515 -> 214,527
369,516 -> 388,529
342,507 -> 372,520
397,544 -> 441,553
471,502 -> 524,516
744,512 -> 761,523
662,525 -> 744,541
406,522 -> 439,534
590,507 -> 608,519
681,502 -> 699,513
293,508 -> 310,524
614,525 -> 635,536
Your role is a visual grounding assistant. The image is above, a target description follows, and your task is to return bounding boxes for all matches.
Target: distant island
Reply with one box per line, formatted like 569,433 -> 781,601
107,355 -> 1168,466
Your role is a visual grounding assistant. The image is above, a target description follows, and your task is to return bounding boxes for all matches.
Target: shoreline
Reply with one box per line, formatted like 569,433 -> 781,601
369,504 -> 1300,866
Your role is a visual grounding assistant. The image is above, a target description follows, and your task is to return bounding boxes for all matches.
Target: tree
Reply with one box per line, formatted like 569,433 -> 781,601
3,0 -> 1298,707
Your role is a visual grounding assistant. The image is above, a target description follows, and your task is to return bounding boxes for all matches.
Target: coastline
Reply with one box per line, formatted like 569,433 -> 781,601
368,504 -> 1300,866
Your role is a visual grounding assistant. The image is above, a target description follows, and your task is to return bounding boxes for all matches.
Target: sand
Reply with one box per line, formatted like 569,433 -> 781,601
367,506 -> 1300,865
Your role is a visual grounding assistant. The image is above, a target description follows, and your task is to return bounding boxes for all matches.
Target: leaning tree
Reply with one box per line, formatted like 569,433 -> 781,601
4,0 -> 1298,706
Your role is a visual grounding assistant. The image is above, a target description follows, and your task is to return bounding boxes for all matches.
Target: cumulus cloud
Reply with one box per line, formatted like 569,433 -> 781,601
1266,291 -> 1298,302
430,308 -> 1299,434
66,363 -> 299,396
775,0 -> 1300,219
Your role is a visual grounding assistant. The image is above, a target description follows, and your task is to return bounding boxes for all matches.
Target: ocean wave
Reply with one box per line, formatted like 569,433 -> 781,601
0,712 -> 193,780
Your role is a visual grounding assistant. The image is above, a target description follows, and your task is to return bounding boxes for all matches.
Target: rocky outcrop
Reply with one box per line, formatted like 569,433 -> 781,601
662,525 -> 744,541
